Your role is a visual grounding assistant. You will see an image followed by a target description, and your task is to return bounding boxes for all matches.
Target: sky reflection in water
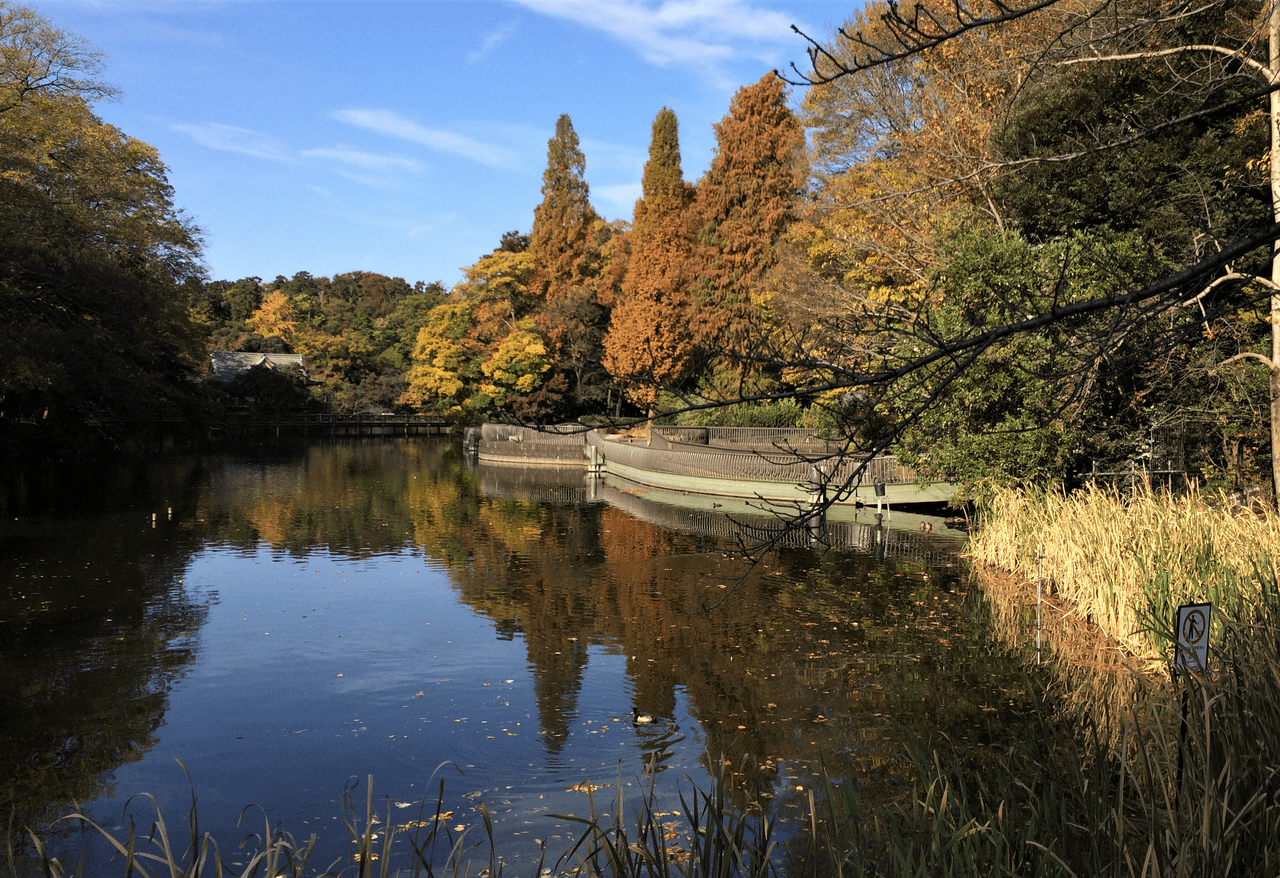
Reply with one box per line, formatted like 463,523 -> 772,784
2,441 -> 1034,872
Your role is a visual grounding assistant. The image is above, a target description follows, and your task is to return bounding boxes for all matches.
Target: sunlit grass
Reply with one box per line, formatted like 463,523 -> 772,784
914,484 -> 1280,877
968,484 -> 1280,659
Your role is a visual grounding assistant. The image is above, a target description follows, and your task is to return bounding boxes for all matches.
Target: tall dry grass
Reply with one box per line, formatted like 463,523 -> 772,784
920,484 -> 1280,877
968,484 -> 1280,659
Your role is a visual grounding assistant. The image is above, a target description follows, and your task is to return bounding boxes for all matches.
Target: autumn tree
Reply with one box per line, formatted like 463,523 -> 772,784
0,2 -> 204,447
400,302 -> 483,416
529,114 -> 600,303
691,73 -> 805,390
774,0 -> 1280,501
792,0 -> 1034,315
479,324 -> 556,419
532,218 -> 632,413
246,289 -> 299,342
604,107 -> 698,409
0,1 -> 115,113
402,231 -> 568,420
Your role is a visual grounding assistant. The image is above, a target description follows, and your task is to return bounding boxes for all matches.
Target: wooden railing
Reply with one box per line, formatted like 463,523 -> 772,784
588,432 -> 919,487
214,412 -> 451,437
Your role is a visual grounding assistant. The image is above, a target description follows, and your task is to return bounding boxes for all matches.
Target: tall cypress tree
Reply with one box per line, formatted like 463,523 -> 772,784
693,73 -> 805,358
603,107 -> 697,408
529,114 -> 598,302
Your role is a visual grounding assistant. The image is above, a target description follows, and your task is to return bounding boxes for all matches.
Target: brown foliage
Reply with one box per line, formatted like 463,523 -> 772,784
604,108 -> 699,407
529,114 -> 600,303
692,74 -> 805,357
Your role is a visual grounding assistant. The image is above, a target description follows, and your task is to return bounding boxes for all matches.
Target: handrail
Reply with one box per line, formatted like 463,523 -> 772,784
586,431 -> 919,487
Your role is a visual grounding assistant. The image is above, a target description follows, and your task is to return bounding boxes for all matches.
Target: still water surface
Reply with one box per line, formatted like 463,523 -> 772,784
2,440 -> 1034,872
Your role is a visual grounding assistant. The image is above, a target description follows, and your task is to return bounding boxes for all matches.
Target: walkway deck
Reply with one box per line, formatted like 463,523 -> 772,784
474,424 -> 955,507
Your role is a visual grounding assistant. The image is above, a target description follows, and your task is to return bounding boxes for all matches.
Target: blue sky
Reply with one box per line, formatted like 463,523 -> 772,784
38,1 -> 853,288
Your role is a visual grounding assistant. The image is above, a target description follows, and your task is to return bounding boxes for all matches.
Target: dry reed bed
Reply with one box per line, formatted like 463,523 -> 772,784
968,485 -> 1280,659
943,485 -> 1280,877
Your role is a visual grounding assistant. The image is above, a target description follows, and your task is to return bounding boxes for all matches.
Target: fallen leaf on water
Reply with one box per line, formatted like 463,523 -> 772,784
416,691 -> 424,697
569,782 -> 611,793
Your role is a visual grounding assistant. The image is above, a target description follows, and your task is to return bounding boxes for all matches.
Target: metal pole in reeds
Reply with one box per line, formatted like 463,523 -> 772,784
1036,543 -> 1043,664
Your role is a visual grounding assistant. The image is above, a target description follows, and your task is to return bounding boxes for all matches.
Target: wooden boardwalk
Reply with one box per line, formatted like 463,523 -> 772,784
473,424 -> 955,507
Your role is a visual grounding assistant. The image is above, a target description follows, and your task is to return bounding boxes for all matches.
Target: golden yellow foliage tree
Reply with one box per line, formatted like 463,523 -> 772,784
246,289 -> 298,342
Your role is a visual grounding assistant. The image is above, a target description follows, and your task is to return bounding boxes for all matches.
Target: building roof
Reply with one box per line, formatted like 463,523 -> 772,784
210,351 -> 307,382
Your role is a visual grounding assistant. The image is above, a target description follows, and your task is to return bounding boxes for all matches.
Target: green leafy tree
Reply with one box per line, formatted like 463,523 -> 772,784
895,227 -> 1172,490
0,2 -> 204,447
375,280 -> 447,373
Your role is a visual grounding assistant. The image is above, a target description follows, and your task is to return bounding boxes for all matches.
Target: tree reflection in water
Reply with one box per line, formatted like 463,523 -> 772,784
2,440 -> 1036,872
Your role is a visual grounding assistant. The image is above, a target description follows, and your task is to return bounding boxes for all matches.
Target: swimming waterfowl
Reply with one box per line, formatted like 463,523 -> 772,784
632,707 -> 656,725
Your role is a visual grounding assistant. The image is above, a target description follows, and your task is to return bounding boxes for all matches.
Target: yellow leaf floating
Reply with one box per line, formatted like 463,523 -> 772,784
568,781 -> 612,793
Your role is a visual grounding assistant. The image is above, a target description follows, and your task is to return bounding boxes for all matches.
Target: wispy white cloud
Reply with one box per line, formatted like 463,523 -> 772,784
173,123 -> 425,189
468,22 -> 518,64
300,146 -> 424,189
597,182 -> 642,208
300,147 -> 422,176
332,108 -> 524,170
171,122 -> 294,162
510,0 -> 797,72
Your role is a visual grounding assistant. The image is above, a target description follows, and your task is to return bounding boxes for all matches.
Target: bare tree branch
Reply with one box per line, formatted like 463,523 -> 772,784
778,0 -> 1068,85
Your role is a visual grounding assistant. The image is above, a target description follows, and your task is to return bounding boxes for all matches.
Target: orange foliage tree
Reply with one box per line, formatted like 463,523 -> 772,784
603,107 -> 698,409
529,114 -> 600,303
791,0 -> 1056,319
691,73 -> 805,372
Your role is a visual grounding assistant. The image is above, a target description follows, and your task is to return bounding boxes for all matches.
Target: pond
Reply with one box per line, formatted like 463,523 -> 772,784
1,440 -> 1036,874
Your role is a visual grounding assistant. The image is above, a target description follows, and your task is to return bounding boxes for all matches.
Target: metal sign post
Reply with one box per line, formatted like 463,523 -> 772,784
1172,600 -> 1211,825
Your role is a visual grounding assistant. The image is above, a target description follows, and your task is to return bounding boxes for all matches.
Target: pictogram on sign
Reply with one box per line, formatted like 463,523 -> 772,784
1175,602 -> 1212,673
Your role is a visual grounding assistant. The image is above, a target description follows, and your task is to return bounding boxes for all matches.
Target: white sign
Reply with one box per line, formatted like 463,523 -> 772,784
1175,602 -> 1212,673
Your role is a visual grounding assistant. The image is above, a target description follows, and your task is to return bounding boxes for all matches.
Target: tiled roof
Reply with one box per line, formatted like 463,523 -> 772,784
210,351 -> 307,381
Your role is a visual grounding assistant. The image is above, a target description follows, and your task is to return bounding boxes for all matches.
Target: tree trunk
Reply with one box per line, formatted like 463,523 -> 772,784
1270,0 -> 1280,508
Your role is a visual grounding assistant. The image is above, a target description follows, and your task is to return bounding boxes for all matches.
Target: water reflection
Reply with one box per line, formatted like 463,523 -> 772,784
1,461 -> 210,841
2,441 -> 1035,872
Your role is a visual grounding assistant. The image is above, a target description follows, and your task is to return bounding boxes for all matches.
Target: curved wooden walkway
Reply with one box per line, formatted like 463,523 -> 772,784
474,424 -> 955,507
